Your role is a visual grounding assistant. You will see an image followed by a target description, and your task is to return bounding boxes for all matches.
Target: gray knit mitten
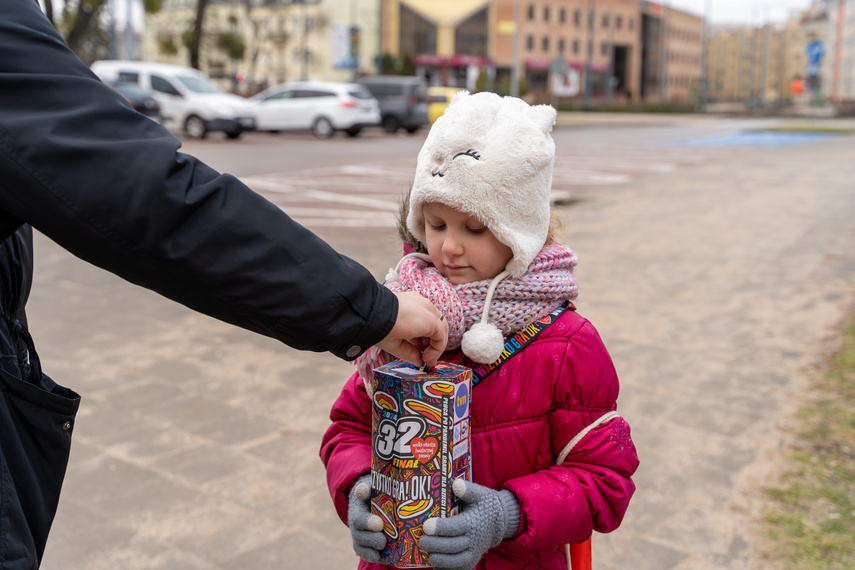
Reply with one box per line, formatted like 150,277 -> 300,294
347,474 -> 386,562
419,479 -> 521,570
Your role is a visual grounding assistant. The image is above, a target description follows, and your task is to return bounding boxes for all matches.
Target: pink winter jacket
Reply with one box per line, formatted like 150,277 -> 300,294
320,308 -> 639,570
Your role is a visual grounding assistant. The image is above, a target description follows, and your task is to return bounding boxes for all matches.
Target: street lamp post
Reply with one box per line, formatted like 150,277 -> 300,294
511,0 -> 521,97
583,0 -> 595,110
658,0 -> 669,104
292,0 -> 320,81
699,0 -> 712,108
604,8 -> 614,104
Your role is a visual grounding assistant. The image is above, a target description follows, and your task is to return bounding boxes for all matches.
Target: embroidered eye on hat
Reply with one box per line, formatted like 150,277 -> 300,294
406,90 -> 558,278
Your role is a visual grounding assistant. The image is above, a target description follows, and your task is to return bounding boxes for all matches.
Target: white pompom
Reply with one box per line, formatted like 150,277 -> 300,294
461,322 -> 505,363
385,268 -> 399,283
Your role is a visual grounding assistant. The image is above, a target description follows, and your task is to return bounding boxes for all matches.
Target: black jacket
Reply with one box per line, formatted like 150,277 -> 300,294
0,1 -> 396,567
0,0 -> 397,359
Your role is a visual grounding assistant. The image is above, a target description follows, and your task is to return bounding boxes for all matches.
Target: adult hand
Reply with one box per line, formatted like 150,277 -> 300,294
375,291 -> 448,368
419,480 -> 520,570
348,475 -> 386,562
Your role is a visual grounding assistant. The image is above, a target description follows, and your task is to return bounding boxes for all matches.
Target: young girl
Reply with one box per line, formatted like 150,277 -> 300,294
320,91 -> 639,570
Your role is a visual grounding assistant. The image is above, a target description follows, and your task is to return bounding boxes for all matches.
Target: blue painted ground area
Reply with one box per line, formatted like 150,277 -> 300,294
661,131 -> 839,147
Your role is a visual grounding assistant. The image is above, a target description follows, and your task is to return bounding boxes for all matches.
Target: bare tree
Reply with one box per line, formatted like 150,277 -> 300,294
189,0 -> 209,70
53,0 -> 163,65
64,0 -> 110,58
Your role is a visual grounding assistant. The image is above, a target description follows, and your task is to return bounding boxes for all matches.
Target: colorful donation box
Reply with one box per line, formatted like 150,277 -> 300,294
370,361 -> 472,567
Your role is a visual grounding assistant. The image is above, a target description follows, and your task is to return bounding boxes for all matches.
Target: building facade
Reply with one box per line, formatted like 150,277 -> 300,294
383,0 -> 491,90
383,0 -> 648,102
639,1 -> 703,103
705,1 -> 835,107
138,0 -> 705,104
141,0 -> 382,93
827,0 -> 855,103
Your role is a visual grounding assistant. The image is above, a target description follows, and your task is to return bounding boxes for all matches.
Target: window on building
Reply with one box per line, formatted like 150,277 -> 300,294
573,39 -> 580,54
616,15 -> 622,29
399,4 -> 437,56
527,35 -> 534,51
560,8 -> 566,23
543,36 -> 550,51
544,6 -> 550,21
574,9 -> 581,26
528,4 -> 535,20
629,17 -> 634,30
558,38 -> 565,52
601,42 -> 608,56
455,6 -> 488,57
602,13 -> 609,28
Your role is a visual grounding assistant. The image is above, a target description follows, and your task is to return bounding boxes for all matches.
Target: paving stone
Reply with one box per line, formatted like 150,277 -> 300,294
30,117 -> 855,569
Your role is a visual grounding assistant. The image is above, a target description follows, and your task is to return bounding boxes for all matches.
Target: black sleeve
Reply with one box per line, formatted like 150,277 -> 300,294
0,0 -> 397,360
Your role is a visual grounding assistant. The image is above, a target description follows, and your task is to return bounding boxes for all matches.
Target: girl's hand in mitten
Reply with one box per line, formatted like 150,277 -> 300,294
419,480 -> 520,570
348,475 -> 386,562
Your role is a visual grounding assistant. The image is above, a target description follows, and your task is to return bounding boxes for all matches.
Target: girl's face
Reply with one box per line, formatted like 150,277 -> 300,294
423,202 -> 513,285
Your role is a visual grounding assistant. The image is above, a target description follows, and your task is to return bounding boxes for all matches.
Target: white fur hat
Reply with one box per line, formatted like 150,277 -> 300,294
407,90 -> 557,278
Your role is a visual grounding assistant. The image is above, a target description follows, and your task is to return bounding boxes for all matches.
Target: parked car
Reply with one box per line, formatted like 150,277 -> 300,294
107,81 -> 162,122
427,86 -> 463,123
353,76 -> 429,134
249,81 -> 380,138
90,60 -> 255,139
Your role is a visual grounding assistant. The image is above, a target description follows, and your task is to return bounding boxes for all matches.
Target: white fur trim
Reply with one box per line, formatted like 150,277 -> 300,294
407,91 -> 557,277
555,411 -> 621,466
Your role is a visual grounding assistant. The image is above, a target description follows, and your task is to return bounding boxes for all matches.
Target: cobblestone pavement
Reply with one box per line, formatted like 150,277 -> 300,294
32,120 -> 855,569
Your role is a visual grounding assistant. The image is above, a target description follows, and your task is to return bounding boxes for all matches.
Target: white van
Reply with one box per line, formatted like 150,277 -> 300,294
90,60 -> 256,139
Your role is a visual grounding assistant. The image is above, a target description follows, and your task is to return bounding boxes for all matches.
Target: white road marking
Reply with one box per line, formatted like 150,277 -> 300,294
241,146 -> 723,230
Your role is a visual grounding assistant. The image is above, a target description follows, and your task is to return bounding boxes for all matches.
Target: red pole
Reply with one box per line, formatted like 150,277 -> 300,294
569,539 -> 593,570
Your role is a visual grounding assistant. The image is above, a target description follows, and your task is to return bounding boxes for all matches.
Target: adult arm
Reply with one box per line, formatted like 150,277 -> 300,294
0,2 -> 443,361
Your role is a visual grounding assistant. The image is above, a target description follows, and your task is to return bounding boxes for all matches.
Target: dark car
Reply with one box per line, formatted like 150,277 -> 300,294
108,81 -> 162,122
353,76 -> 429,134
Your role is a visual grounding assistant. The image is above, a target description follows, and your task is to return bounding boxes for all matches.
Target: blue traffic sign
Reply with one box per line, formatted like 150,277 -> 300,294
806,40 -> 825,77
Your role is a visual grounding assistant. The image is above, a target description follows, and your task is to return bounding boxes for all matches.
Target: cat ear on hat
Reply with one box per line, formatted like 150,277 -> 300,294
446,89 -> 471,111
527,103 -> 558,134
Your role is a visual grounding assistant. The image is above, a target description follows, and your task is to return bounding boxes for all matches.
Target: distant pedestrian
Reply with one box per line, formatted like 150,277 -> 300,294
0,2 -> 447,568
320,91 -> 639,570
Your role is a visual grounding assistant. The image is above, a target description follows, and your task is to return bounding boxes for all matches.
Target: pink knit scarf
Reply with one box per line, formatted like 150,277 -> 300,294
356,244 -> 579,387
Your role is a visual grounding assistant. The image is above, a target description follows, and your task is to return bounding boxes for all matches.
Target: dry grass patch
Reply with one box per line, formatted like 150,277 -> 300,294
764,317 -> 855,568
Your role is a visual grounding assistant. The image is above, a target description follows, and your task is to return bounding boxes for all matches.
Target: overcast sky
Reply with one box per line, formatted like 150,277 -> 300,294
667,0 -> 813,24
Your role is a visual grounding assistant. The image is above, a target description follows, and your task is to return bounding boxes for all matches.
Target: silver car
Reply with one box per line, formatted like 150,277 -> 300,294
250,81 -> 381,138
